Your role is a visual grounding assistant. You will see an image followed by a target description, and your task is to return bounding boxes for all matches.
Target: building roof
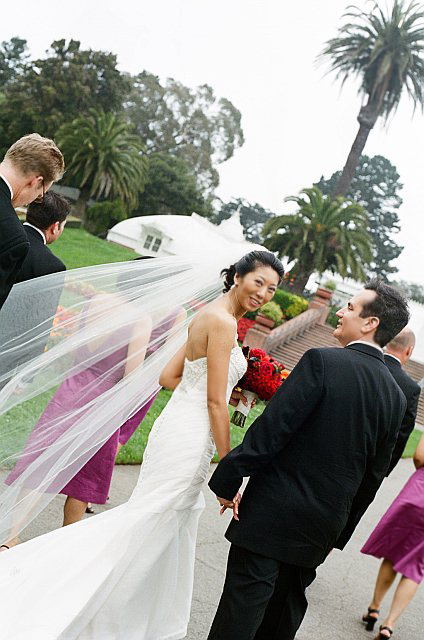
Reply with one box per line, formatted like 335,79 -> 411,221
107,211 -> 265,259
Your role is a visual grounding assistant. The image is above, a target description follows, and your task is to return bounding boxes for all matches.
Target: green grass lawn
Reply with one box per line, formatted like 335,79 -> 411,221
402,428 -> 422,459
49,228 -> 137,269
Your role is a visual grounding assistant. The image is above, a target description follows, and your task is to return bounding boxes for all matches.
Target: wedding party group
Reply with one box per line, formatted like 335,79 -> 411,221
0,134 -> 423,640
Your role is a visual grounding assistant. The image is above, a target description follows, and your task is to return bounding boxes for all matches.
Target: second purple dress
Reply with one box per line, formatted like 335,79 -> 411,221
361,466 -> 424,584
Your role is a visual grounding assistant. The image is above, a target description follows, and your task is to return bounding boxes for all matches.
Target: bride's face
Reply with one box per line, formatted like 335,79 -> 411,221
235,265 -> 279,312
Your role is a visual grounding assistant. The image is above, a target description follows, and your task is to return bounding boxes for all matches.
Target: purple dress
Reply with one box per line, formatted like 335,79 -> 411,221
361,466 -> 424,584
7,311 -> 179,504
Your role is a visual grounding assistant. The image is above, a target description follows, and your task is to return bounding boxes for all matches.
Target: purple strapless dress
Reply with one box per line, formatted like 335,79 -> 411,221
7,311 -> 179,504
361,466 -> 424,584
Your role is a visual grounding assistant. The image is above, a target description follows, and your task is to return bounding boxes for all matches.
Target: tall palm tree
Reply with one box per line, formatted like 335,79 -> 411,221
263,187 -> 372,294
320,0 -> 424,195
57,109 -> 148,221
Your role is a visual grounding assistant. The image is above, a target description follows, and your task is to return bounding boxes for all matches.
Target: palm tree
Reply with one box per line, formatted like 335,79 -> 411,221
320,0 -> 424,196
57,109 -> 148,221
263,187 -> 372,294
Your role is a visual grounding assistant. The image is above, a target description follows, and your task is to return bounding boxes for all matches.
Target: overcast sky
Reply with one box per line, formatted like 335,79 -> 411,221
3,0 -> 422,284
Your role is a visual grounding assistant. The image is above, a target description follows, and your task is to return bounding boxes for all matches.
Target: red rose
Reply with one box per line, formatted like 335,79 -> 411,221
259,361 -> 274,377
250,348 -> 266,359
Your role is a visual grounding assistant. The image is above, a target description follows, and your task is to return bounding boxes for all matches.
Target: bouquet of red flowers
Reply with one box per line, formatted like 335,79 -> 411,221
231,346 -> 289,427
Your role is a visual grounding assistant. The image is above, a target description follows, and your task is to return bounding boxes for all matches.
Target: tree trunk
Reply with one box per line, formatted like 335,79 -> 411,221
334,121 -> 372,196
73,185 -> 92,224
287,262 -> 313,295
334,92 -> 385,197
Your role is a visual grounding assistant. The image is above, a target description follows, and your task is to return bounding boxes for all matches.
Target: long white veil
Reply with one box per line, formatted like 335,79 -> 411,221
0,251 -> 242,544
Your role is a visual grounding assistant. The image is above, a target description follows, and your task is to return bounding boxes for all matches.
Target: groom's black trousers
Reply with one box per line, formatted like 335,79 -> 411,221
207,544 -> 316,640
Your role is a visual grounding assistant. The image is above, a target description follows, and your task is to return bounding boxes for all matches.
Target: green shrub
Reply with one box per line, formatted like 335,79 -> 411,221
85,199 -> 128,236
272,288 -> 308,319
326,305 -> 339,328
258,301 -> 284,325
284,297 -> 309,319
322,279 -> 336,291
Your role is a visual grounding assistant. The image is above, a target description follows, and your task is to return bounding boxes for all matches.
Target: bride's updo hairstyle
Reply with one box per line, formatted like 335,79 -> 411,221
220,251 -> 284,293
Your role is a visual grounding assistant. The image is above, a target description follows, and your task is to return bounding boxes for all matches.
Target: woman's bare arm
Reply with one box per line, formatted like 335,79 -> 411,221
413,432 -> 424,469
206,315 -> 236,460
124,314 -> 153,377
159,344 -> 187,390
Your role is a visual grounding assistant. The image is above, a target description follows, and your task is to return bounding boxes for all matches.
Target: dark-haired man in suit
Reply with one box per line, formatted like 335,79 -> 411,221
208,279 -> 409,640
384,327 -> 421,475
15,191 -> 69,283
0,193 -> 69,388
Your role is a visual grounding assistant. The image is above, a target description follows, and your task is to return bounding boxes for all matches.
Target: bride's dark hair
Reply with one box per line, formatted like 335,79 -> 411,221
220,251 -> 284,293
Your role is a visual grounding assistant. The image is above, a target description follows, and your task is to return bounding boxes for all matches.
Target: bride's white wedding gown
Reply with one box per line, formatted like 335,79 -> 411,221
0,346 -> 246,640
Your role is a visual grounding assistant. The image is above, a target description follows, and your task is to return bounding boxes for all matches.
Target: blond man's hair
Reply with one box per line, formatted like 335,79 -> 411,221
5,133 -> 65,184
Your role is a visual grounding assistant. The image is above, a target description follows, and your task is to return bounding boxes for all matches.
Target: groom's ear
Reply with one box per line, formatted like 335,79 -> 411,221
361,315 -> 380,336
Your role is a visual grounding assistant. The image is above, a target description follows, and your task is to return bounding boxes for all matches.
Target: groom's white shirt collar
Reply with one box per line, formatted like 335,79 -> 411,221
384,353 -> 402,364
347,340 -> 384,354
0,173 -> 13,198
23,221 -> 46,245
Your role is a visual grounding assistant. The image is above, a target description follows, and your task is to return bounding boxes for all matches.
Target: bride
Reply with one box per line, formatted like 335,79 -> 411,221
0,250 -> 283,639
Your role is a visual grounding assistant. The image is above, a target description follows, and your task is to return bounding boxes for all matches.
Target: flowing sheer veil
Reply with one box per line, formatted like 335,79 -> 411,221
0,249 -> 248,544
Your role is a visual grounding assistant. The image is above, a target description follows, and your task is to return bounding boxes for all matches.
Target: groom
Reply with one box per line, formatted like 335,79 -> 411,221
208,279 -> 409,640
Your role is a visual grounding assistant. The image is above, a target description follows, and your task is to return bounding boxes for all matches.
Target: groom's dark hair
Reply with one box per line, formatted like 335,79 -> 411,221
361,278 -> 409,348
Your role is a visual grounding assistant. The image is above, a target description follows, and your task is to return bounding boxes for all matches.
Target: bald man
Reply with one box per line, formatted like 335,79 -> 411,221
385,327 -> 421,475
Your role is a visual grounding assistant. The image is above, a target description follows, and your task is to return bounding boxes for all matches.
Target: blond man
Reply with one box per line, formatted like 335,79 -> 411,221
0,133 -> 64,310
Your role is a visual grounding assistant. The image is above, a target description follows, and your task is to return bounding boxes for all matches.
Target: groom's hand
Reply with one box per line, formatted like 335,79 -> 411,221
217,492 -> 242,521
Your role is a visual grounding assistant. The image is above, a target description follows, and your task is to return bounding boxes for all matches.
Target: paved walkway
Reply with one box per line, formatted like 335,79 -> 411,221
5,458 -> 424,638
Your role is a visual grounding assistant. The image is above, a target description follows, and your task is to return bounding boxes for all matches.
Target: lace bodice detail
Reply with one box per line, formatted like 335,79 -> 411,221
177,346 -> 247,397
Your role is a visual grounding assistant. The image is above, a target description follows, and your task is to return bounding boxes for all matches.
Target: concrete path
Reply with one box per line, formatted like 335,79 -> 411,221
4,458 -> 423,639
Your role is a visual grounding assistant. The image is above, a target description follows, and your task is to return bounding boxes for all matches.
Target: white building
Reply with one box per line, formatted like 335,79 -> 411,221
107,210 -> 265,258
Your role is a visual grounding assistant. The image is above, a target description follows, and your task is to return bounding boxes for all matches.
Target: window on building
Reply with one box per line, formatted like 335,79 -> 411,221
144,234 -> 154,249
152,238 -> 162,252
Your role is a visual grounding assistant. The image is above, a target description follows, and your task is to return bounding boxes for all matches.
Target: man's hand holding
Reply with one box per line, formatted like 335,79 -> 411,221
216,492 -> 242,521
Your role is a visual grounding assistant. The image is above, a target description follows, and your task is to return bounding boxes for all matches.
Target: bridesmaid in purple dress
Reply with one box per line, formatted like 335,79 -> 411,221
361,432 -> 424,639
4,305 -> 183,539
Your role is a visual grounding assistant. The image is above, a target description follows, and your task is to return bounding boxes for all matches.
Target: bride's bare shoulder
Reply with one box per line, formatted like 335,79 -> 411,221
192,306 -> 236,334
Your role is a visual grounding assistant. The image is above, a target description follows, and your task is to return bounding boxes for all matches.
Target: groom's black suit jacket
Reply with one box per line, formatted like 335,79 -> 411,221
209,343 -> 406,568
384,354 -> 420,475
0,177 -> 29,310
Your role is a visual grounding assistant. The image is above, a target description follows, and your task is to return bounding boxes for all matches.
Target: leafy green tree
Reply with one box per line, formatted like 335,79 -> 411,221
393,280 -> 424,303
263,187 -> 372,294
57,109 -> 148,222
320,1 -> 424,195
214,198 -> 275,244
0,39 -> 130,153
0,37 -> 28,87
125,71 -> 244,190
315,155 -> 403,278
85,199 -> 128,236
134,152 -> 213,217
